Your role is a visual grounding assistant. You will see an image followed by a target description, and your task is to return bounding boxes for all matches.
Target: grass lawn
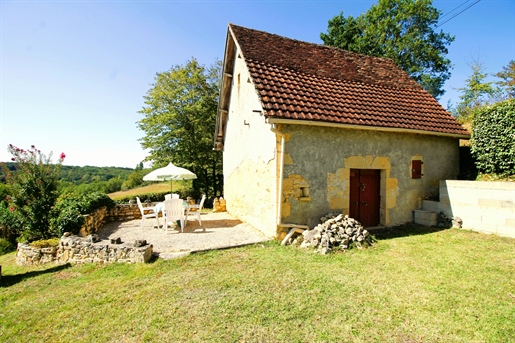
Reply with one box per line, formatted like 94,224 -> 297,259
1,226 -> 514,342
108,180 -> 192,200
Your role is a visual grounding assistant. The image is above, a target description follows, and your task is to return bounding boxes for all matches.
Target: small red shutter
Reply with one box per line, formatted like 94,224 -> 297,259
412,160 -> 422,179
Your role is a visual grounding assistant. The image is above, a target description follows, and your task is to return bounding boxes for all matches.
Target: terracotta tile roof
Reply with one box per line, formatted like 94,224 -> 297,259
229,24 -> 469,137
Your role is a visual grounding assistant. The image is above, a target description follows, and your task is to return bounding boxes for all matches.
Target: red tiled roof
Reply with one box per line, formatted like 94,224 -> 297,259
229,24 -> 469,137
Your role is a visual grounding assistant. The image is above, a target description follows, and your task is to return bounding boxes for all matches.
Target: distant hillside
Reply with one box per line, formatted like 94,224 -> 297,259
1,162 -> 134,184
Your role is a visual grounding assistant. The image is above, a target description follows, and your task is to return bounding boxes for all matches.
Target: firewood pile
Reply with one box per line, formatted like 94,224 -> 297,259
295,212 -> 375,254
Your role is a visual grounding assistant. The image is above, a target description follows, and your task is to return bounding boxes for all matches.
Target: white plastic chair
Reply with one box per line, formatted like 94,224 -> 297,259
164,194 -> 172,200
164,199 -> 186,232
136,197 -> 160,229
171,193 -> 180,199
186,195 -> 206,226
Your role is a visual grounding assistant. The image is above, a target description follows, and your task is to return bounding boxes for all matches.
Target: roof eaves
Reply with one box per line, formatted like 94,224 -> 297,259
267,118 -> 471,139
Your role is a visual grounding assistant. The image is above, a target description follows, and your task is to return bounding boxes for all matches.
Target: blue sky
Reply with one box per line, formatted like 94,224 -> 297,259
1,0 -> 514,168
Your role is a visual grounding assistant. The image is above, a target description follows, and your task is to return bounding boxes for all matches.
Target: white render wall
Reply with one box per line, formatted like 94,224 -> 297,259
222,51 -> 278,237
439,180 -> 515,238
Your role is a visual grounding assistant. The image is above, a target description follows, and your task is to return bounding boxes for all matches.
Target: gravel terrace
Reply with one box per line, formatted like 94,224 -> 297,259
97,212 -> 271,260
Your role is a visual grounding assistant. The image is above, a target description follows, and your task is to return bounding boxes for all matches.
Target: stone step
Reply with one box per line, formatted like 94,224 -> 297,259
413,210 -> 438,227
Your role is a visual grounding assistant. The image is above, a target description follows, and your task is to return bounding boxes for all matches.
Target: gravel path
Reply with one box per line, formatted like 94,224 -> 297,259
97,212 -> 271,260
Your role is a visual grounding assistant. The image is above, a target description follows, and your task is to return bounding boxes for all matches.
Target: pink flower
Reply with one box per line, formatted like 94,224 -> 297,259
60,152 -> 66,160
9,206 -> 14,212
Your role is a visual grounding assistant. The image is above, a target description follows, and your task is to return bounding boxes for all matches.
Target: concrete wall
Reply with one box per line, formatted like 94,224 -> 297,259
281,125 -> 460,228
222,50 -> 278,237
439,180 -> 515,237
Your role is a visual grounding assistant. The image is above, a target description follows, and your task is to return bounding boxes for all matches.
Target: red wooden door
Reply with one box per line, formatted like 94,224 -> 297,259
349,169 -> 380,227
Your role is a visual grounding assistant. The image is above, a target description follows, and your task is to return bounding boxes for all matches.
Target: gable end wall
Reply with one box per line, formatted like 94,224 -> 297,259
222,47 -> 278,237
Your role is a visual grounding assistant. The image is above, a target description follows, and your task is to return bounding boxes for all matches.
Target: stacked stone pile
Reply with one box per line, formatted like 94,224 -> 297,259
299,212 -> 375,254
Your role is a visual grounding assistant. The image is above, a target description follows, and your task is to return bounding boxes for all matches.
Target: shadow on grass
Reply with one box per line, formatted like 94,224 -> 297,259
368,223 -> 450,240
0,263 -> 72,288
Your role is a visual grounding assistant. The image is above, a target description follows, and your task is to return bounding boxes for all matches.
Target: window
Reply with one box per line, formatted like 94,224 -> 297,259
411,160 -> 423,179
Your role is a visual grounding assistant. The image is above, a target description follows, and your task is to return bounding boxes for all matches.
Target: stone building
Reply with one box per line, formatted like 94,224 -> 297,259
214,24 -> 469,238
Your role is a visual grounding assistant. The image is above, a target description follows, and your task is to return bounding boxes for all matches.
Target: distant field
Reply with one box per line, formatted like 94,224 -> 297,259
108,181 -> 190,199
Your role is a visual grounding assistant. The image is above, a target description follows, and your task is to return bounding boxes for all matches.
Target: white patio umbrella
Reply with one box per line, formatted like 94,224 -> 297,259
143,162 -> 197,192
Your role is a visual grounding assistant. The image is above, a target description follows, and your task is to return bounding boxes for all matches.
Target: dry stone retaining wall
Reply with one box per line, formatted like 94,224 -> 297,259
16,233 -> 153,265
79,206 -> 108,237
107,204 -> 143,222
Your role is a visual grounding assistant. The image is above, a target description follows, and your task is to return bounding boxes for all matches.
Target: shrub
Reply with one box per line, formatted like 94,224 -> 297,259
471,99 -> 515,176
50,192 -> 115,236
0,238 -> 16,255
1,145 -> 65,242
29,238 -> 60,249
111,189 -> 204,204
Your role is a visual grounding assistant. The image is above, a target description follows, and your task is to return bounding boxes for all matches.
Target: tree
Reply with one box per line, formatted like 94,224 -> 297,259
137,58 -> 223,198
453,59 -> 498,122
320,0 -> 454,99
495,60 -> 515,99
1,145 -> 65,242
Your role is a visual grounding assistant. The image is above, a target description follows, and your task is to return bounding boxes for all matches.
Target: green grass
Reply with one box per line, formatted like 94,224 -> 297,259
1,227 -> 514,342
108,180 -> 191,200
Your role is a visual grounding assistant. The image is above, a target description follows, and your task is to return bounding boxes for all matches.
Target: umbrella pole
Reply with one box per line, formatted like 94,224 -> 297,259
170,179 -> 173,193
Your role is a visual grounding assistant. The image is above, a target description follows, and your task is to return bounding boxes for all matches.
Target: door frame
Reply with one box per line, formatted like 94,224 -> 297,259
349,169 -> 381,227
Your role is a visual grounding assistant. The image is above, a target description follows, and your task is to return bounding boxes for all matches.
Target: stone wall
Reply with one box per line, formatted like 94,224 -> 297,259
281,124 -> 460,228
14,204 -> 159,266
106,204 -> 143,222
79,203 -> 158,237
438,180 -> 514,238
79,206 -> 108,237
16,233 -> 153,265
221,44 -> 279,238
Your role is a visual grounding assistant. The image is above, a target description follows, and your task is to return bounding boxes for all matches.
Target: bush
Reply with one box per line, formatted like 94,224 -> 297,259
50,192 -> 115,236
0,202 -> 23,241
1,145 -> 65,242
111,189 -> 203,204
29,238 -> 60,249
0,238 -> 16,255
471,99 -> 515,176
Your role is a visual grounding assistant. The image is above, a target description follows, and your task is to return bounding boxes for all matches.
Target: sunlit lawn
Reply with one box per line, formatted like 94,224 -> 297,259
108,180 -> 191,200
1,226 -> 514,342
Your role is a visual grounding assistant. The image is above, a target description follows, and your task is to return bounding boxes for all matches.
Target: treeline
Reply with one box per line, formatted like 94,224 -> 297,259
1,163 -> 144,194
58,165 -> 134,184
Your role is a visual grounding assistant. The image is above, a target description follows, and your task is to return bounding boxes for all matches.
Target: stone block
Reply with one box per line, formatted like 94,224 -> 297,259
422,200 -> 440,212
496,225 -> 515,238
478,198 -> 503,208
413,210 -> 437,227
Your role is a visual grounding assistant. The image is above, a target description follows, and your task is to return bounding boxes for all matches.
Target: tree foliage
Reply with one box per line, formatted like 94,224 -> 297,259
471,99 -> 515,176
50,191 -> 114,237
137,58 -> 223,198
1,145 -> 65,242
453,60 -> 498,122
320,0 -> 454,99
495,60 -> 515,99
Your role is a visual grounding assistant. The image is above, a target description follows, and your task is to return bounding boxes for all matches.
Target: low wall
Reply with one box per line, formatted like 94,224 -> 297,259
16,234 -> 153,265
107,204 -> 144,222
438,180 -> 515,238
79,206 -> 108,237
79,204 -> 157,236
